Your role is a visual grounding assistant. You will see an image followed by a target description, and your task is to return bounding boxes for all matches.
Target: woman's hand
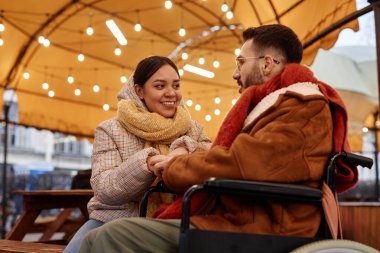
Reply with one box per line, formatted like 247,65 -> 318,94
147,155 -> 170,178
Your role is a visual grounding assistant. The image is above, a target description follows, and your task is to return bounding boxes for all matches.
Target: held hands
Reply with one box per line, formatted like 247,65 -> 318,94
147,148 -> 188,178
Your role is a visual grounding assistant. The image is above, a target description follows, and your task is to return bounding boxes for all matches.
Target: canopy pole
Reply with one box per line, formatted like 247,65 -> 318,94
1,103 -> 10,238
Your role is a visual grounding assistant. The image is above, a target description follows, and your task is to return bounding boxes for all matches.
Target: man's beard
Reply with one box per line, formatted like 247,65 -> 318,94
239,67 -> 265,93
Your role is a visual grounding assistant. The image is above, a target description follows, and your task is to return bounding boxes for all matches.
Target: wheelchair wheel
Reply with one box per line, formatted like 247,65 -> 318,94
290,239 -> 379,253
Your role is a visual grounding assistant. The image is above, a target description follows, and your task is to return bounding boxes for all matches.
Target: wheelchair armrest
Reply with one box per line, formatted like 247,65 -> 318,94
180,178 -> 323,232
139,181 -> 174,217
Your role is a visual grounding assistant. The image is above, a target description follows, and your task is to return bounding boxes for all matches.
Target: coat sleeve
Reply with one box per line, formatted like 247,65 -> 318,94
163,96 -> 333,193
169,120 -> 212,153
90,125 -> 158,206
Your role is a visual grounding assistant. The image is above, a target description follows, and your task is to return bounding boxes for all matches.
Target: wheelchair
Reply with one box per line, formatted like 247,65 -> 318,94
140,152 -> 378,253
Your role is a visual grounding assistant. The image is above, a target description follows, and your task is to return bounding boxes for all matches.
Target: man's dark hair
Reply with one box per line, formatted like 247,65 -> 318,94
134,56 -> 179,87
242,24 -> 303,63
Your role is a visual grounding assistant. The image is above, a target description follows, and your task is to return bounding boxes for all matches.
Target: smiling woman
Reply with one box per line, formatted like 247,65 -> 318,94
63,56 -> 211,253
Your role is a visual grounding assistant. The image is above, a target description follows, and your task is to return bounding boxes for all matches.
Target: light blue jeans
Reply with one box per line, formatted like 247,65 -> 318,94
64,219 -> 104,253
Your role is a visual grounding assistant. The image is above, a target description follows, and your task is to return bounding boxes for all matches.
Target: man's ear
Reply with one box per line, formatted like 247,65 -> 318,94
262,55 -> 273,76
134,85 -> 144,99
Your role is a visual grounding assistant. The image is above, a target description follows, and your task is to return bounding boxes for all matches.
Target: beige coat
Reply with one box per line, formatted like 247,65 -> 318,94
88,78 -> 211,223
163,83 -> 333,237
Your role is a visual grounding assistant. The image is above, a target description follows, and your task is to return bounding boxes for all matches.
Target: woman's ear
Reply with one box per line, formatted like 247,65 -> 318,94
134,85 -> 144,99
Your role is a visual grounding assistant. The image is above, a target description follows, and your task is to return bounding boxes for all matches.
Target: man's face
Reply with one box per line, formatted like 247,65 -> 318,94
232,39 -> 265,93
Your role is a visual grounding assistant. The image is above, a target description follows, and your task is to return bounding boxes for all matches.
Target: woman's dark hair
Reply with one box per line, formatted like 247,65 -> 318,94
133,56 -> 179,87
242,24 -> 303,63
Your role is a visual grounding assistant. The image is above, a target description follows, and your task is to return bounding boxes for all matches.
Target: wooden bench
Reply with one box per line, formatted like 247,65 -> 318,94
0,240 -> 64,253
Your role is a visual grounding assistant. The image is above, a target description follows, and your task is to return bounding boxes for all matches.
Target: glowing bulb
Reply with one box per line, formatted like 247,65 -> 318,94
234,48 -> 241,56
43,38 -> 50,47
0,38 -> 3,46
134,23 -> 142,32
179,27 -> 186,37
226,11 -> 233,19
232,98 -> 237,105
48,90 -> 55,97
221,3 -> 228,12
195,104 -> 201,111
86,26 -> 94,36
178,69 -> 184,76
186,99 -> 193,107
103,104 -> 110,111
362,127 -> 369,133
77,53 -> 85,62
42,82 -> 49,90
74,88 -> 81,96
23,72 -> 30,79
120,75 -> 127,83
114,47 -> 122,56
182,52 -> 188,60
67,75 -> 74,84
205,114 -> 212,122
214,109 -> 221,116
165,0 -> 173,9
0,23 -> 4,32
93,84 -> 100,93
198,57 -> 205,65
213,60 -> 220,68
38,36 -> 45,44
214,97 -> 221,104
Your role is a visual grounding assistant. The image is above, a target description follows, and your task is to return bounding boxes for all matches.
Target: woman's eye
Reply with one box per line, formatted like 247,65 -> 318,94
155,84 -> 164,89
173,83 -> 180,89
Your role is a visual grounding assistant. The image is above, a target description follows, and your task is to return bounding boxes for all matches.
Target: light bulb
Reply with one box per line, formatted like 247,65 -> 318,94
86,26 -> 94,36
165,0 -> 173,9
134,23 -> 142,32
0,38 -> 3,46
186,99 -> 193,107
214,97 -> 221,104
103,104 -> 110,111
234,48 -> 241,56
214,109 -> 221,116
178,69 -> 184,76
77,53 -> 85,62
114,47 -> 122,56
213,60 -> 220,68
179,27 -> 186,37
221,3 -> 228,12
0,23 -> 4,32
120,75 -> 127,83
232,98 -> 237,105
362,127 -> 369,133
38,36 -> 45,44
67,75 -> 74,84
205,114 -> 212,122
48,90 -> 55,97
42,82 -> 49,90
43,38 -> 50,47
182,52 -> 188,60
198,57 -> 205,65
195,104 -> 201,111
93,84 -> 100,93
23,72 -> 30,79
74,88 -> 81,96
226,11 -> 233,19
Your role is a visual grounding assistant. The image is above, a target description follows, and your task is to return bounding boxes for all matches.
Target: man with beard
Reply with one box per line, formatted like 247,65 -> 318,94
78,24 -> 357,253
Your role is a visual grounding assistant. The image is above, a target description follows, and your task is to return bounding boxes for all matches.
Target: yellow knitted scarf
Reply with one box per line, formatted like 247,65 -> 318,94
117,99 -> 191,154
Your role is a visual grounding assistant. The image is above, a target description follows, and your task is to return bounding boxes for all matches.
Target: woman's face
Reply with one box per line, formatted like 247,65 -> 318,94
135,64 -> 181,118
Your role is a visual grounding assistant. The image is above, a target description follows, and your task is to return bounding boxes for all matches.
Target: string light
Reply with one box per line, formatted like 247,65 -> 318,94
0,36 -> 3,46
232,98 -> 237,105
179,27 -> 186,37
226,11 -> 234,19
213,60 -> 220,68
23,72 -> 30,79
214,109 -> 221,116
67,75 -> 74,84
120,75 -> 127,83
74,88 -> 81,96
86,26 -> 94,36
48,90 -> 55,97
114,46 -> 122,56
195,104 -> 201,111
362,127 -> 369,133
205,114 -> 212,121
198,56 -> 205,65
214,96 -> 221,104
165,0 -> 173,9
134,10 -> 142,32
0,21 -> 4,32
42,82 -> 49,90
103,103 -> 110,111
221,2 -> 229,12
234,48 -> 241,56
93,84 -> 100,93
38,36 -> 45,44
186,99 -> 193,107
43,38 -> 50,47
77,53 -> 85,62
178,69 -> 184,76
181,52 -> 188,60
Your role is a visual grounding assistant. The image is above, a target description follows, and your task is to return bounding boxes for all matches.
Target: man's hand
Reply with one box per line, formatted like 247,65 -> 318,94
168,147 -> 188,158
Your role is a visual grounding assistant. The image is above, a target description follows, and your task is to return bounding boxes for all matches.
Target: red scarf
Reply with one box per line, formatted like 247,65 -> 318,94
153,64 -> 358,219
